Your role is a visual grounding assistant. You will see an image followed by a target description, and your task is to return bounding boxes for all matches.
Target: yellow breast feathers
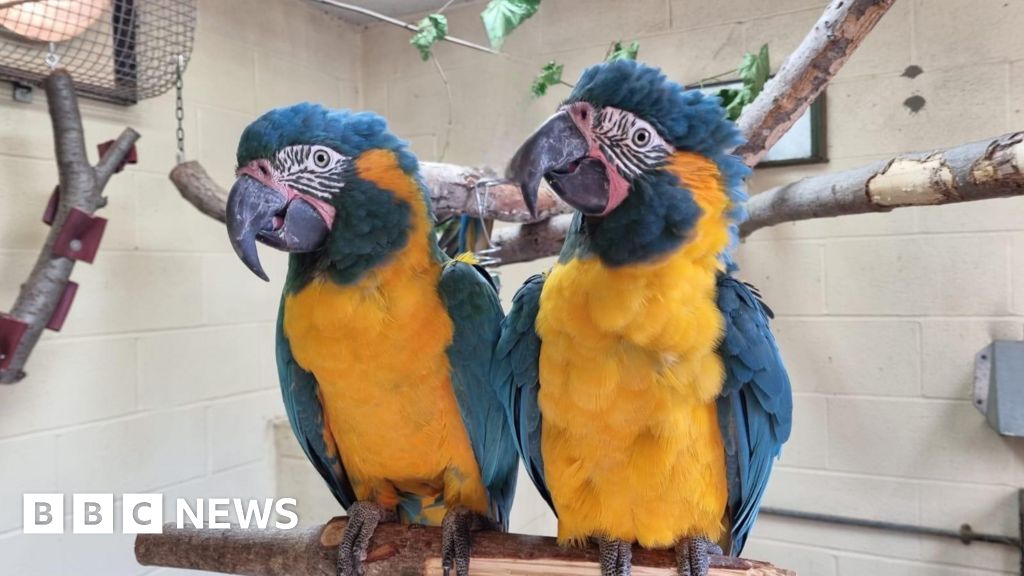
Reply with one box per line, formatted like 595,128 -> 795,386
535,152 -> 732,548
282,150 -> 489,525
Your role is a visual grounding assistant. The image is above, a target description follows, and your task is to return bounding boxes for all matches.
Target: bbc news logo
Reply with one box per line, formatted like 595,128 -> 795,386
23,494 -> 299,534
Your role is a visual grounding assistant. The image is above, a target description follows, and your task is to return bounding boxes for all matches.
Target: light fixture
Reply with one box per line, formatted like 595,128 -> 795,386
0,0 -> 196,105
0,0 -> 110,43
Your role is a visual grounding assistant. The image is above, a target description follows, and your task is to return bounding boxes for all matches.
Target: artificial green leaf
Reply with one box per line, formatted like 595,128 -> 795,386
737,43 -> 770,98
531,60 -> 564,97
605,40 -> 640,62
481,0 -> 540,50
717,87 -> 750,121
410,13 -> 448,61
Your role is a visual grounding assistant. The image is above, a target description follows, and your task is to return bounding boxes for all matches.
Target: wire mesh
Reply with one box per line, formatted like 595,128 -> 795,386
0,0 -> 196,104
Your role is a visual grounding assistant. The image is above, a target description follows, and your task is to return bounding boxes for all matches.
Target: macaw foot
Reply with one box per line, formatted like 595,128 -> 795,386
441,506 -> 489,576
336,501 -> 396,576
597,536 -> 633,576
675,535 -> 723,576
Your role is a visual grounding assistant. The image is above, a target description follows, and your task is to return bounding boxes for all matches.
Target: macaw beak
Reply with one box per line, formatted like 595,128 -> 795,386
225,174 -> 330,281
506,108 -> 610,216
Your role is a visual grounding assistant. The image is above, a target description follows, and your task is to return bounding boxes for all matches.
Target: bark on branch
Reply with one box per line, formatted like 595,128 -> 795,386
740,132 -> 1024,236
135,518 -> 793,576
0,69 -> 139,384
491,132 -> 1024,263
169,161 -> 568,224
495,0 -> 897,260
733,0 -> 895,166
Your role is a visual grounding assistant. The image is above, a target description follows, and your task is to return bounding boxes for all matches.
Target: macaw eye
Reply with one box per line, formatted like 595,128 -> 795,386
311,148 -> 331,169
632,128 -> 651,148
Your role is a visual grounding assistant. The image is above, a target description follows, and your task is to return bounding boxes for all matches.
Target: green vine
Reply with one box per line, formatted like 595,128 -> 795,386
408,2 -> 771,120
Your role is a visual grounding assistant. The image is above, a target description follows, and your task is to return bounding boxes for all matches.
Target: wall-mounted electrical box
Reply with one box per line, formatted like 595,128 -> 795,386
975,340 -> 1024,437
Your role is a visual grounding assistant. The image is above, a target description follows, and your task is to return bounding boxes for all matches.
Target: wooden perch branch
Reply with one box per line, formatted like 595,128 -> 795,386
170,161 -> 229,221
0,69 -> 139,384
490,132 -> 1024,262
169,161 -> 567,224
135,517 -> 793,576
493,0 -> 895,262
166,0 -> 1020,267
733,0 -> 895,166
421,162 -> 568,223
740,132 -> 1024,236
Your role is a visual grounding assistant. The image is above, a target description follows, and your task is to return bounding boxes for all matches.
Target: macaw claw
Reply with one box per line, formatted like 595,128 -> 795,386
676,535 -> 722,576
336,502 -> 396,576
441,507 -> 488,576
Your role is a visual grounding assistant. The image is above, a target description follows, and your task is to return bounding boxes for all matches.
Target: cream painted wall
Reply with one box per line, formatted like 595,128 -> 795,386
0,1 -> 361,574
347,1 -> 1024,575
2,0 -> 1023,575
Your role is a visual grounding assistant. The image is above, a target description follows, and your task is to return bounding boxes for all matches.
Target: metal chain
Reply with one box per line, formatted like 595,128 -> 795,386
175,55 -> 185,164
472,180 -> 502,268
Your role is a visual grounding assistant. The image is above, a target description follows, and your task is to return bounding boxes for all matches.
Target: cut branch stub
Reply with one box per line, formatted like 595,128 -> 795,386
740,131 -> 1024,237
135,518 -> 794,576
0,69 -> 139,384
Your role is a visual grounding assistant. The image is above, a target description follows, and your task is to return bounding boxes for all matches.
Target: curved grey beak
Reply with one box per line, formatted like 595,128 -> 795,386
225,175 -> 329,281
506,110 -> 590,217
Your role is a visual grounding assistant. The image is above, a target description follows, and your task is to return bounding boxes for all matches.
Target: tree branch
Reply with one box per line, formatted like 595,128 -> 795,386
0,69 -> 139,384
490,132 -> 1024,262
491,215 -> 573,265
167,0 -> 1003,268
733,0 -> 895,166
741,132 -> 1024,236
135,518 -> 792,576
169,160 -> 568,224
483,0 -> 896,260
421,163 -> 568,222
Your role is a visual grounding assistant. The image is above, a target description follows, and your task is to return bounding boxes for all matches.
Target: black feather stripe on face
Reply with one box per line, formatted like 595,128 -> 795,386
593,107 -> 673,180
272,144 -> 352,199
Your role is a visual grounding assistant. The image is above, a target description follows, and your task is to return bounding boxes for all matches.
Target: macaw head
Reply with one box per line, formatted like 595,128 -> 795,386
226,103 -> 421,282
508,60 -> 750,266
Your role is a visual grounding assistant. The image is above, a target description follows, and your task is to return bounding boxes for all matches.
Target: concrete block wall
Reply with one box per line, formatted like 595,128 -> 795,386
2,0 -> 1021,574
338,1 -> 1024,575
0,1 -> 360,574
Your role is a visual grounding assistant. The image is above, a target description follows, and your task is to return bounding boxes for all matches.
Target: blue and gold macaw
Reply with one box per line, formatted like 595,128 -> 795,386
499,61 -> 793,576
224,103 -> 517,576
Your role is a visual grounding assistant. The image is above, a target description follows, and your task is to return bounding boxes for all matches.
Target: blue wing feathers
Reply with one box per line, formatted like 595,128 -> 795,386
276,309 -> 357,510
716,275 -> 793,555
438,261 -> 519,529
493,274 -> 552,510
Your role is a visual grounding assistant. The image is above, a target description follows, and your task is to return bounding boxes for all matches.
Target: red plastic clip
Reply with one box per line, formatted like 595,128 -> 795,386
97,140 -> 138,174
46,281 -> 78,332
52,208 -> 107,263
42,187 -> 59,225
0,314 -> 28,371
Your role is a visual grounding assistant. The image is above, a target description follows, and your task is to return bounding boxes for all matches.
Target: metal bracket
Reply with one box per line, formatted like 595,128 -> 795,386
12,82 -> 33,103
974,341 -> 1024,436
52,208 -> 107,263
0,314 -> 29,372
974,345 -> 992,414
46,281 -> 78,332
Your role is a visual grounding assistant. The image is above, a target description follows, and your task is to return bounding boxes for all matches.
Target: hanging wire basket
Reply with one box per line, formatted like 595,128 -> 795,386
0,0 -> 197,105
